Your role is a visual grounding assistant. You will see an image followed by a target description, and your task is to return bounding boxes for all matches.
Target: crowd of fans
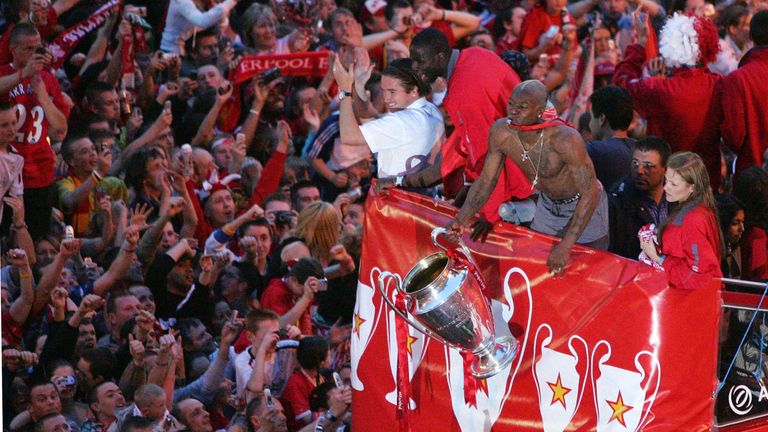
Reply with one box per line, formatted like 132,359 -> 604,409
1,0 -> 767,430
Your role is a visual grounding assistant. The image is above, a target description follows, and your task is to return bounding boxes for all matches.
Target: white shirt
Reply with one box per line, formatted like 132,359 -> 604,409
234,346 -> 275,399
160,0 -> 237,53
360,98 -> 444,177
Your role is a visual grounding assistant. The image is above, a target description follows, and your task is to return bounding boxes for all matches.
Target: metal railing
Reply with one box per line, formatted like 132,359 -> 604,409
716,278 -> 768,429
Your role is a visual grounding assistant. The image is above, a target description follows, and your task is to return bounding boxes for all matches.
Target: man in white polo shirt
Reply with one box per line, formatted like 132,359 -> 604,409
332,48 -> 444,181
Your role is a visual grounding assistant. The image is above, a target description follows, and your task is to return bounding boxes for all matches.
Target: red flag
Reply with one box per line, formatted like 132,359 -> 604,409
47,0 -> 122,69
231,51 -> 331,84
645,14 -> 659,60
352,188 -> 720,431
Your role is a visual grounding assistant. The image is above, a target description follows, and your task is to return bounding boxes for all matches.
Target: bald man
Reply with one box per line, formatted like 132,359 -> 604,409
447,81 -> 608,276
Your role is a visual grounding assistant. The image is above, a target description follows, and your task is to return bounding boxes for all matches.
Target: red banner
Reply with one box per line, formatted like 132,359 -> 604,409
352,188 -> 721,431
231,51 -> 330,84
47,0 -> 121,69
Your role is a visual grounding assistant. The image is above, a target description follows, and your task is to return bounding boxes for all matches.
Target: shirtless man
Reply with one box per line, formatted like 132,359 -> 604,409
446,80 -> 609,276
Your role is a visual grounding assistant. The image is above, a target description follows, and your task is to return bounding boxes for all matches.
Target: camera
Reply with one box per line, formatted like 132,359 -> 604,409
274,210 -> 295,228
259,67 -> 281,85
35,45 -> 48,55
316,278 -> 328,292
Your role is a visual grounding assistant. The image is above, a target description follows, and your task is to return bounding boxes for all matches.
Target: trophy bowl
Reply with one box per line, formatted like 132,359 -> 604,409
378,228 -> 518,379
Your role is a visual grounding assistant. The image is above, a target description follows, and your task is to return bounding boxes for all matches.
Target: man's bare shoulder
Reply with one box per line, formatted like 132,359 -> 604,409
490,118 -> 513,133
549,124 -> 585,152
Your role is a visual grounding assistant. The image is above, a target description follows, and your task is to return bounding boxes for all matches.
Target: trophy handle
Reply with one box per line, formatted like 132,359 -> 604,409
378,271 -> 460,350
431,228 -> 476,265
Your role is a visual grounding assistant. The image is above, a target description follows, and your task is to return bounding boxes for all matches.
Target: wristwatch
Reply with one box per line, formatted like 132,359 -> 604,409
337,90 -> 352,102
324,411 -> 338,422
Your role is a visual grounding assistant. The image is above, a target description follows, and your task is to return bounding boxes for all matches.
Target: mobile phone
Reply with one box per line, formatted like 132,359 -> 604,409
544,25 -> 559,39
333,372 -> 344,389
264,388 -> 274,408
164,100 -> 172,113
189,72 -> 198,81
259,67 -> 281,85
316,278 -> 328,292
35,45 -> 48,55
217,83 -> 232,95
65,225 -> 75,240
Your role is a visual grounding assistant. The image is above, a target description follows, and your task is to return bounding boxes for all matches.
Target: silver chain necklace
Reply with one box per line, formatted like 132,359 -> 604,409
519,130 -> 544,187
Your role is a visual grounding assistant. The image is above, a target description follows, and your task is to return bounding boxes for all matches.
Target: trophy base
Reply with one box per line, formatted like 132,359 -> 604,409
470,336 -> 519,379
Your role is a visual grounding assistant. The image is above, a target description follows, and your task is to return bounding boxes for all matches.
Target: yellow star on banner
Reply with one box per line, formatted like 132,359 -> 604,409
405,334 -> 418,355
352,313 -> 366,337
607,391 -> 633,427
547,374 -> 571,408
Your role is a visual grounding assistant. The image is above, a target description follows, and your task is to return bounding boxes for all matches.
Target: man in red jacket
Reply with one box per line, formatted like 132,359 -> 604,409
721,10 -> 768,177
613,13 -> 722,192
378,28 -> 531,241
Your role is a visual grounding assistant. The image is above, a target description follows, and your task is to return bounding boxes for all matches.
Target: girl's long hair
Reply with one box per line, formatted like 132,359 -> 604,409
658,152 -> 723,257
292,201 -> 341,263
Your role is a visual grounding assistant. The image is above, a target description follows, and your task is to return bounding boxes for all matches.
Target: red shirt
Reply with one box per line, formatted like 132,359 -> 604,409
441,47 -> 531,223
260,278 -> 312,335
0,65 -> 70,188
660,203 -> 722,290
613,44 -> 722,191
280,370 -> 319,431
720,48 -> 768,176
514,5 -> 570,57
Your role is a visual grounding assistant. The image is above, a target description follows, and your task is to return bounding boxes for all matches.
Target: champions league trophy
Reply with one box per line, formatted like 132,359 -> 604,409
378,228 -> 519,379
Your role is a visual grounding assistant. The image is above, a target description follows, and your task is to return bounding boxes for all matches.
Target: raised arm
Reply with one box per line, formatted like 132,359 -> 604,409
92,224 -> 141,296
332,56 -> 367,147
192,82 -> 232,147
7,249 -> 35,325
32,239 -> 82,315
4,197 -> 35,266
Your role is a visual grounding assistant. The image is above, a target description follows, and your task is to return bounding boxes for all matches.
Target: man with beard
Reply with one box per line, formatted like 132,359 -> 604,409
379,29 -> 530,241
75,318 -> 97,356
80,382 -> 126,432
145,228 -> 235,323
608,137 -> 670,259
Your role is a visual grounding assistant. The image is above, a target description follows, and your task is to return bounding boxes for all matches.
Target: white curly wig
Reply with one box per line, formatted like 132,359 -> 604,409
659,13 -> 700,69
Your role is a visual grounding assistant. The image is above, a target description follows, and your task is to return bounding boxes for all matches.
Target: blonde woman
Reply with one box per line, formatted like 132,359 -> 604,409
239,4 -> 311,55
291,201 -> 342,266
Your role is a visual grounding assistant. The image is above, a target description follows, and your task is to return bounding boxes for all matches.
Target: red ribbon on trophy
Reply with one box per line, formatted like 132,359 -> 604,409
231,51 -> 331,84
394,293 -> 411,432
443,245 -> 488,407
